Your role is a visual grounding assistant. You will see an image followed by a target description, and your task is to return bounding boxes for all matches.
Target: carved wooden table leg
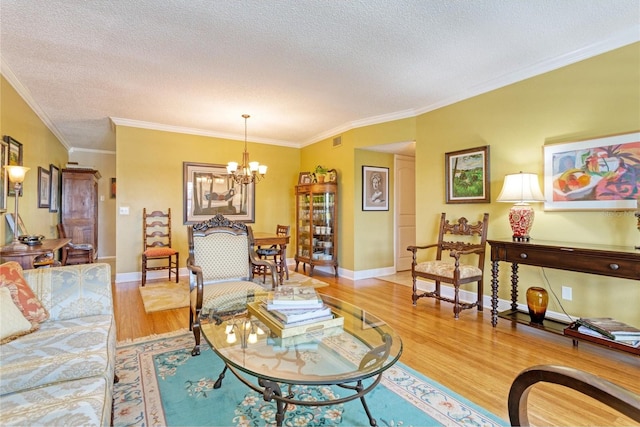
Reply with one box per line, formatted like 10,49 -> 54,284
510,263 -> 520,312
491,260 -> 499,327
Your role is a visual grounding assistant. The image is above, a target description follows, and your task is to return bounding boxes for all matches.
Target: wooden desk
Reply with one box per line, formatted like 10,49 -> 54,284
1,238 -> 71,269
488,238 -> 640,353
253,232 -> 290,285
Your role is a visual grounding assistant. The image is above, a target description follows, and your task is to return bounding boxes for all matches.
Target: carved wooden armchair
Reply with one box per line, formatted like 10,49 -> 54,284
508,365 -> 640,426
407,212 -> 489,319
187,214 -> 276,356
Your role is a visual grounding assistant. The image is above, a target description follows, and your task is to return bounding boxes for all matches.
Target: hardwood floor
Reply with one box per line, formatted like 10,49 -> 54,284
113,270 -> 640,426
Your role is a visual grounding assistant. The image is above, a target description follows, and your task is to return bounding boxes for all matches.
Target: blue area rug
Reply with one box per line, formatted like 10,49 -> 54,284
113,331 -> 507,427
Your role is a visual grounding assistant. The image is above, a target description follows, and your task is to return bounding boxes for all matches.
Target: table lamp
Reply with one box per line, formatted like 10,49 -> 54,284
3,165 -> 30,251
497,172 -> 544,241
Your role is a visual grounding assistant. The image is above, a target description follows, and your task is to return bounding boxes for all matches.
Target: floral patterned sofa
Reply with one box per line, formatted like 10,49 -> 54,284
0,262 -> 116,426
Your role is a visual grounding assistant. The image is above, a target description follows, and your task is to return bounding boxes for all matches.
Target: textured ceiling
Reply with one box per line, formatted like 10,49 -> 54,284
1,1 -> 639,152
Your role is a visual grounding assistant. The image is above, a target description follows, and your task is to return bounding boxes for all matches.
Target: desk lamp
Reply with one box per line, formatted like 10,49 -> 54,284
497,172 -> 544,241
3,165 -> 30,251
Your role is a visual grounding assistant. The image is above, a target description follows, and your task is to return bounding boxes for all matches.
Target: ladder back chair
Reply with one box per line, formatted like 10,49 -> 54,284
255,224 -> 290,283
187,214 -> 276,356
141,208 -> 179,286
407,212 -> 489,319
57,223 -> 94,265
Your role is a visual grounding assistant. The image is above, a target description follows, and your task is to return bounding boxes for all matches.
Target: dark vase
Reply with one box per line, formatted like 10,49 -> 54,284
526,286 -> 548,324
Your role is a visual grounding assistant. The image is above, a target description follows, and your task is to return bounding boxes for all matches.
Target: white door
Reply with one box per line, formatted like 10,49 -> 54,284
395,155 -> 415,271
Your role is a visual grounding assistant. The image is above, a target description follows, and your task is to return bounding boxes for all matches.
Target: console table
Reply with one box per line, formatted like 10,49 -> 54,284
1,238 -> 71,269
488,238 -> 640,354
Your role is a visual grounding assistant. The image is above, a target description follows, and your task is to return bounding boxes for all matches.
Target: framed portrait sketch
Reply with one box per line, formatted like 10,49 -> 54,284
543,131 -> 639,211
445,145 -> 490,204
38,166 -> 51,209
183,162 -> 255,224
49,164 -> 60,212
0,139 -> 8,212
362,166 -> 389,211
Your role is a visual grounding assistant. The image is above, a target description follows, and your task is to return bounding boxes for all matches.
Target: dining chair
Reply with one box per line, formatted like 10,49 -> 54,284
255,224 -> 290,283
57,223 -> 94,265
141,208 -> 179,286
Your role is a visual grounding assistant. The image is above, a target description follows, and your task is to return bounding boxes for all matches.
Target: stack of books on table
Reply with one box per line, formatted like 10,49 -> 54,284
575,318 -> 640,348
247,286 -> 343,338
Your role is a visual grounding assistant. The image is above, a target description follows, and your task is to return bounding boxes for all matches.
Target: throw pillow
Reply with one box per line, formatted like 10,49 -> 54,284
0,286 -> 35,344
0,261 -> 49,324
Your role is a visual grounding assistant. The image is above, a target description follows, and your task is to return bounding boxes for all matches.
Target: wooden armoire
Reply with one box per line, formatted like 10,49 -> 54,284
61,168 -> 100,256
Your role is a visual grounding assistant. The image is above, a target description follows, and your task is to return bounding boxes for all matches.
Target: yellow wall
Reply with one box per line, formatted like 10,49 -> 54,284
114,125 -> 300,275
413,43 -> 640,325
0,76 -> 68,243
300,117 -> 416,272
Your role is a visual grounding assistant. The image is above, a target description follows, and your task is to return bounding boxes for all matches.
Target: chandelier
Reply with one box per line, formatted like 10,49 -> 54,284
227,114 -> 267,185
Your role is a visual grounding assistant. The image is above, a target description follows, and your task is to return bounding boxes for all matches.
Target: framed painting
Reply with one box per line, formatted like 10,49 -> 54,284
6,213 -> 28,238
0,139 -> 7,212
445,145 -> 490,204
183,162 -> 255,224
298,172 -> 312,184
110,177 -> 116,198
49,164 -> 60,212
38,166 -> 51,209
4,136 -> 23,197
543,131 -> 640,211
362,165 -> 389,211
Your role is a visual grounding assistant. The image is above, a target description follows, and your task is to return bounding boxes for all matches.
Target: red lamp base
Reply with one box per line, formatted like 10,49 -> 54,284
509,204 -> 535,241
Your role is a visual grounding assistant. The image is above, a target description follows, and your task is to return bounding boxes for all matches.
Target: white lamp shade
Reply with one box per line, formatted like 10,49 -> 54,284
497,172 -> 544,203
227,162 -> 238,173
4,166 -> 30,183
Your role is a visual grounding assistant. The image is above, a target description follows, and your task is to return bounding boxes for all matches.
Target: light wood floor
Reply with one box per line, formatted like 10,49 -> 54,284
113,270 -> 640,426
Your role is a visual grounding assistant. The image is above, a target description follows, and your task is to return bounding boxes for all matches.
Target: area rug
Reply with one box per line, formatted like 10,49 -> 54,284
113,332 -> 507,427
139,279 -> 190,313
139,271 -> 329,313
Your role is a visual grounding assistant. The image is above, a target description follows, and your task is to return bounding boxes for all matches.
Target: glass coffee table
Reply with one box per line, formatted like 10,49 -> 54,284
200,292 -> 402,426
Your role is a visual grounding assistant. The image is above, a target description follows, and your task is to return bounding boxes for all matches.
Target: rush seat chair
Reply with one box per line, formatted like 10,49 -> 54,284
141,208 -> 179,286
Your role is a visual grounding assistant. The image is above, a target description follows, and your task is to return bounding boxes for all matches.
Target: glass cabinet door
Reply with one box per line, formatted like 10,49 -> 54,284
297,193 -> 311,259
311,192 -> 335,261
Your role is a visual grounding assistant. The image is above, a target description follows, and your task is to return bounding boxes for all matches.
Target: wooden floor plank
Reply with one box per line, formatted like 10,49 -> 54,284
112,270 -> 640,426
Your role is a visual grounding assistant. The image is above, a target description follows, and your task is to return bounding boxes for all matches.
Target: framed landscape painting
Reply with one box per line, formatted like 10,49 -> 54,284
543,131 -> 640,211
445,145 -> 490,203
183,162 -> 255,224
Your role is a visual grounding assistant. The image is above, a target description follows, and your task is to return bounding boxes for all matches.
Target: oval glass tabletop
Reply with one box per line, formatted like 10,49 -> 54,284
200,292 -> 403,385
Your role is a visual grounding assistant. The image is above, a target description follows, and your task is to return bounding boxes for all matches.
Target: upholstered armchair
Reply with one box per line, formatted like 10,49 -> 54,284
186,214 -> 276,356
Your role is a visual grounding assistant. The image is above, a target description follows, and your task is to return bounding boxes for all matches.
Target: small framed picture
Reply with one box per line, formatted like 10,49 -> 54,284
0,139 -> 8,212
110,177 -> 116,198
4,136 -> 23,197
49,164 -> 60,213
298,172 -> 312,184
38,166 -> 51,209
445,145 -> 490,204
362,166 -> 389,211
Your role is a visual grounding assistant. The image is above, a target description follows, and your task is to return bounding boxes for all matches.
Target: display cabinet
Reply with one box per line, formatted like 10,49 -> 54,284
294,182 -> 338,277
61,168 -> 100,257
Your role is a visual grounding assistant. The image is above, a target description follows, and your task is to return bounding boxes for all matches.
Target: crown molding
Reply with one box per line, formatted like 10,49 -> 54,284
109,117 -> 299,148
0,57 -> 71,151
